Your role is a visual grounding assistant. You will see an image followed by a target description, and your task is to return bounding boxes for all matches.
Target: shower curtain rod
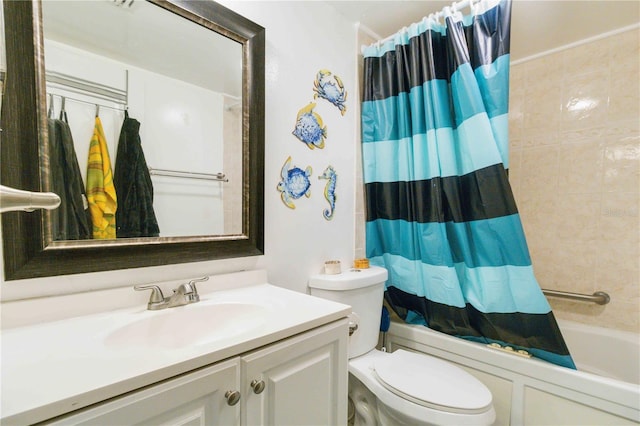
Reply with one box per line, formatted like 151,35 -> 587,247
362,0 -> 480,52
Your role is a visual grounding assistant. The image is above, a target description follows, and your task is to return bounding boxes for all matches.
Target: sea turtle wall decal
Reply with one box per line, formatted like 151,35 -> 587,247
277,156 -> 312,209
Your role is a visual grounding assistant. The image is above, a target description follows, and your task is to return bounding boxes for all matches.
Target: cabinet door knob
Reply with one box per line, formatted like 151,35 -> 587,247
224,390 -> 241,406
250,379 -> 266,394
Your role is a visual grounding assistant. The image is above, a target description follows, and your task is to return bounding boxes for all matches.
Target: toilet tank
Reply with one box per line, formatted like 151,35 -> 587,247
309,266 -> 388,358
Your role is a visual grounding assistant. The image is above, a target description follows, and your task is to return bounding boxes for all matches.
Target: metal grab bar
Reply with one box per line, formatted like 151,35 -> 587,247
542,289 -> 610,305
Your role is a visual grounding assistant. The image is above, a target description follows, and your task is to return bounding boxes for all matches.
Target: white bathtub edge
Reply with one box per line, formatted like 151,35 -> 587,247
387,320 -> 640,416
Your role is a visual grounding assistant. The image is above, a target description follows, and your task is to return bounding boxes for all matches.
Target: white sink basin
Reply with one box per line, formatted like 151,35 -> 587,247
105,302 -> 268,349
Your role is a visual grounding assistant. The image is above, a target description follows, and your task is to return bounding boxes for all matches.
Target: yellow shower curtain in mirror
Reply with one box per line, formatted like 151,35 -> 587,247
86,116 -> 117,239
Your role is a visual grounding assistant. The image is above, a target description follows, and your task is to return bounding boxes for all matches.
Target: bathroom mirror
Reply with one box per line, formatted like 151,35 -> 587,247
1,0 -> 265,280
41,0 -> 245,239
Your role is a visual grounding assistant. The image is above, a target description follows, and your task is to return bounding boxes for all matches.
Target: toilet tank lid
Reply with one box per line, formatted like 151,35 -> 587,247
308,266 -> 388,291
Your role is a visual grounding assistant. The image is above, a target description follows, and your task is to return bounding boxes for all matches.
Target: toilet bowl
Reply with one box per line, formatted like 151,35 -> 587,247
349,349 -> 495,425
309,266 -> 496,426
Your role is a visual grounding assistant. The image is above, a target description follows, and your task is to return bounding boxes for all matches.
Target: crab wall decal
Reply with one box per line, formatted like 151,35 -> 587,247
313,69 -> 347,116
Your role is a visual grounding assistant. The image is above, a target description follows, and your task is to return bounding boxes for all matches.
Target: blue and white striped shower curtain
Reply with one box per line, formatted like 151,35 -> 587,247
361,0 -> 575,369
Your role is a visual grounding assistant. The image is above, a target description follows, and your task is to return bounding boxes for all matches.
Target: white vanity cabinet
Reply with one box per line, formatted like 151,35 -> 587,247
43,320 -> 348,426
241,319 -> 348,425
45,358 -> 241,426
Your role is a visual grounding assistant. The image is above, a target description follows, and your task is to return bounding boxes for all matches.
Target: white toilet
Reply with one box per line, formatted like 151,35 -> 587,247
309,266 -> 496,426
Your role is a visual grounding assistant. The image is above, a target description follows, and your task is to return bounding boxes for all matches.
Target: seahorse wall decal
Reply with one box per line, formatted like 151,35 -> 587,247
318,165 -> 337,220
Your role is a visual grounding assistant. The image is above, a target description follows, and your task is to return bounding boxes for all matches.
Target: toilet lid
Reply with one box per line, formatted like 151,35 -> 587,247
373,350 -> 492,414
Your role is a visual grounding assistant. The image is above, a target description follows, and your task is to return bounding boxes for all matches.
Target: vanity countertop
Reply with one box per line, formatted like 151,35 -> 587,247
0,282 -> 351,424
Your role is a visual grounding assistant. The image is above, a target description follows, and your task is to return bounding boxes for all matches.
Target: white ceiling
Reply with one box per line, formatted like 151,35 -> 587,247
327,0 -> 640,61
36,0 -> 640,95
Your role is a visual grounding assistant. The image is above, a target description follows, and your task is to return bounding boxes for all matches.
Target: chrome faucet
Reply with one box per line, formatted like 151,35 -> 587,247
134,276 -> 209,310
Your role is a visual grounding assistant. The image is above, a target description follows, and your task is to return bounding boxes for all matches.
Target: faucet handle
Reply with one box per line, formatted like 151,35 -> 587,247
187,276 -> 209,295
172,276 -> 208,304
134,284 -> 165,308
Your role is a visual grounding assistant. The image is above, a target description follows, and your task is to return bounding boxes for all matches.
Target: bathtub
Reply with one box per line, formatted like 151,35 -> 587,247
386,319 -> 640,425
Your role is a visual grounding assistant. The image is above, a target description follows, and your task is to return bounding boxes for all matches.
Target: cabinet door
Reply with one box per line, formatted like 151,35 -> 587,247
45,358 -> 241,426
241,319 -> 349,426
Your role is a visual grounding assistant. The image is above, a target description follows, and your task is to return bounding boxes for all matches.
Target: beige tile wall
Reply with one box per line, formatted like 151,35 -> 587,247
509,28 -> 640,333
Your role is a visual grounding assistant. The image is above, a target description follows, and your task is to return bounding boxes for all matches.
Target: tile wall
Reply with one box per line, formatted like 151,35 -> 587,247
508,28 -> 640,333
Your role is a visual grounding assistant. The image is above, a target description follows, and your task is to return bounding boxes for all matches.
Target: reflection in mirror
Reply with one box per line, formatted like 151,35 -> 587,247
41,0 -> 243,239
1,0 -> 264,280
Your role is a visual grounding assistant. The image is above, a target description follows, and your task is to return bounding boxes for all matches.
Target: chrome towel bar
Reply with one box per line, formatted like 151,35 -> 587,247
542,289 -> 610,305
148,167 -> 228,182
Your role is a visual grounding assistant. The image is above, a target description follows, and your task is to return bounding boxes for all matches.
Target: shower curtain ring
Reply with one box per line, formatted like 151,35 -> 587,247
469,0 -> 477,12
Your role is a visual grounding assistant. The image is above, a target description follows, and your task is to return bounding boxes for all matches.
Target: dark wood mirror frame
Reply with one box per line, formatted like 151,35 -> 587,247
1,0 -> 265,280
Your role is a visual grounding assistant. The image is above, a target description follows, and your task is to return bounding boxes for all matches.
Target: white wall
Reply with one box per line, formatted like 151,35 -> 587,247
227,0 -> 358,294
0,1 -> 357,302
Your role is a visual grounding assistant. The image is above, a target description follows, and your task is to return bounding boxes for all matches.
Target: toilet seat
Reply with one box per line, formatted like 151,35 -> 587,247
372,349 -> 492,415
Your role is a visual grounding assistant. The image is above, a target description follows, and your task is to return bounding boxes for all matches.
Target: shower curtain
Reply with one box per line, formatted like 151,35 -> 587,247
361,0 -> 575,369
